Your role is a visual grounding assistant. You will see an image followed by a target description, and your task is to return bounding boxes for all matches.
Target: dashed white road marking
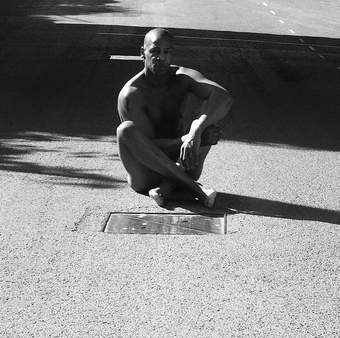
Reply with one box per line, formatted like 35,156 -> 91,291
258,2 -> 333,66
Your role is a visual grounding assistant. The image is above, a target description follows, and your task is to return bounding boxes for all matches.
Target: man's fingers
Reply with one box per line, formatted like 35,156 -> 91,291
182,146 -> 188,167
180,145 -> 190,169
180,137 -> 202,170
180,145 -> 184,162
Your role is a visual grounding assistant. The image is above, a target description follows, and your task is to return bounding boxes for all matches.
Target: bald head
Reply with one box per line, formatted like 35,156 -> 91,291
143,28 -> 174,48
141,28 -> 174,76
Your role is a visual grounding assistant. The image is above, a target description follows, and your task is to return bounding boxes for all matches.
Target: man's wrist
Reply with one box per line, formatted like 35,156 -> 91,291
181,132 -> 200,144
189,116 -> 207,137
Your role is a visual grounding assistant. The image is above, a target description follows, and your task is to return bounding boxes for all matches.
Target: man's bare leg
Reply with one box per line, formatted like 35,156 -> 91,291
118,141 -> 162,193
148,146 -> 215,207
186,145 -> 211,181
148,179 -> 176,206
117,121 -> 210,205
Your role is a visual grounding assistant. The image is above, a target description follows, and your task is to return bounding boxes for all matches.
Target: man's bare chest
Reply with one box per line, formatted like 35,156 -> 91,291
142,85 -> 187,123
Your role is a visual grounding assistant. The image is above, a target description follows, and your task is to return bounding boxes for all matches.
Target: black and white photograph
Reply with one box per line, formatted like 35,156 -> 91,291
1,1 -> 339,336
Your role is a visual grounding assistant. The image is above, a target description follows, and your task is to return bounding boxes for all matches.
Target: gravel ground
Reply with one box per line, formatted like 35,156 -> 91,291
0,133 -> 339,337
1,0 -> 339,336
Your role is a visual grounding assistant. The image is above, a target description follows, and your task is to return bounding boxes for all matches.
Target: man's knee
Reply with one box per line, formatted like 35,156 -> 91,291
128,174 -> 161,195
130,181 -> 149,195
187,146 -> 210,180
127,175 -> 145,194
116,120 -> 136,141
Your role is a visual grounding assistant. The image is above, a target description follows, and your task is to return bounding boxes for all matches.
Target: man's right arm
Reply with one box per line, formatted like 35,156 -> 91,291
118,86 -> 155,138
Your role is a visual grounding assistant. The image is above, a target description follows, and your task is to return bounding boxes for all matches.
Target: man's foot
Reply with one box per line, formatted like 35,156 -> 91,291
148,187 -> 166,206
201,187 -> 217,208
149,178 -> 177,207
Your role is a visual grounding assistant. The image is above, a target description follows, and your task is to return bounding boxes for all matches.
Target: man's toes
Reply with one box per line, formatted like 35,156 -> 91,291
202,187 -> 217,208
149,188 -> 166,207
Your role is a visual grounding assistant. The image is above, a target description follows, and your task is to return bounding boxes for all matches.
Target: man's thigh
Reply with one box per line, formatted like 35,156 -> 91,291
127,168 -> 163,194
118,141 -> 163,193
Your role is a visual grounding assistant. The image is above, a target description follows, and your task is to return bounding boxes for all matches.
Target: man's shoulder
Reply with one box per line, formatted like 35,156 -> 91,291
175,66 -> 206,82
118,72 -> 144,102
176,65 -> 225,90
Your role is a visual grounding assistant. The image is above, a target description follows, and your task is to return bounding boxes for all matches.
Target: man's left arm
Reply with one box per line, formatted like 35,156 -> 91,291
181,67 -> 233,135
178,67 -> 233,168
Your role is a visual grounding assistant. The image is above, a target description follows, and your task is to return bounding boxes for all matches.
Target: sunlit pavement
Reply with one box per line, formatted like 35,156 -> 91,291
1,1 -> 340,336
1,0 -> 340,37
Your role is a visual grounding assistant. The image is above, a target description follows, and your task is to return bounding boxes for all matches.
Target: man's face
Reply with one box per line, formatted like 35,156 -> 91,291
142,36 -> 173,75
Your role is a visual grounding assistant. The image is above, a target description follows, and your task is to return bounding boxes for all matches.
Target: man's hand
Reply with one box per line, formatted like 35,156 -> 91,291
180,133 -> 201,170
180,125 -> 221,170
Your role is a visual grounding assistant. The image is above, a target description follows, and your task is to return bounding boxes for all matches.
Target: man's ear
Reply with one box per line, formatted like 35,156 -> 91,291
140,46 -> 145,60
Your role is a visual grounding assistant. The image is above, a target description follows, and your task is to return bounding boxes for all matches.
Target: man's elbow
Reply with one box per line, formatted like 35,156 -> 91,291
216,88 -> 233,118
220,87 -> 233,106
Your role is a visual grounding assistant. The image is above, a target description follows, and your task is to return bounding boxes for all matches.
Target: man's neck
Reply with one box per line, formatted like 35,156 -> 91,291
144,68 -> 172,88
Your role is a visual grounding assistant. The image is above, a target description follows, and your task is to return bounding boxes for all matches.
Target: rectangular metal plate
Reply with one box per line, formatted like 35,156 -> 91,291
104,213 -> 226,235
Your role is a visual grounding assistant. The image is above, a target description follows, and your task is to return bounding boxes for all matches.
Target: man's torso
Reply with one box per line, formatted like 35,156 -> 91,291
123,67 -> 191,138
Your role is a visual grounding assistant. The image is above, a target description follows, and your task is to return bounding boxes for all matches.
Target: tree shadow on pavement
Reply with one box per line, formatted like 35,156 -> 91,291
165,192 -> 340,226
0,159 -> 125,189
0,0 -> 136,16
0,132 -> 125,189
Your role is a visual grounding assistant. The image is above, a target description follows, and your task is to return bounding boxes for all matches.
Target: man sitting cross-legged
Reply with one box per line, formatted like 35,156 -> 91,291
116,28 -> 233,208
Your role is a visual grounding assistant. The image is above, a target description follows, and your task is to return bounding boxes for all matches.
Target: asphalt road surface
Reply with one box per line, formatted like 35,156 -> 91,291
1,1 -> 339,337
2,0 -> 339,37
